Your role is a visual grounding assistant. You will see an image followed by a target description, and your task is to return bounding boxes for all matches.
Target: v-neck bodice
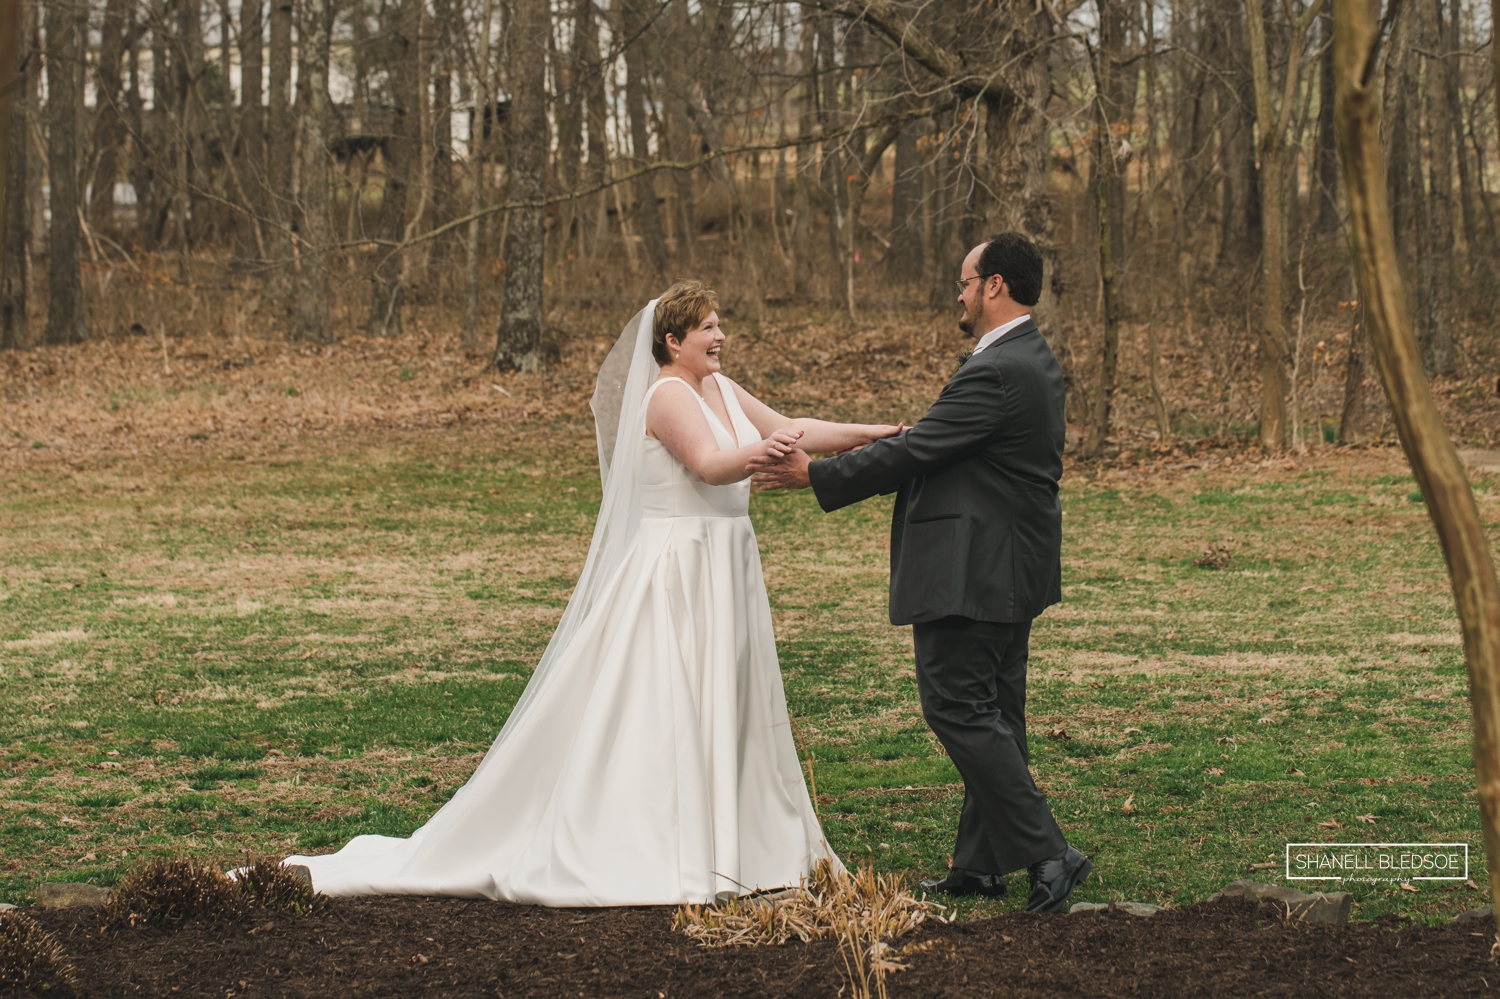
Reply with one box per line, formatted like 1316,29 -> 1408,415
638,373 -> 759,519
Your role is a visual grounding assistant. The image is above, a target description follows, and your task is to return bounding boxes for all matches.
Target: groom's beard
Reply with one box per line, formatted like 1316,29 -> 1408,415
958,300 -> 980,336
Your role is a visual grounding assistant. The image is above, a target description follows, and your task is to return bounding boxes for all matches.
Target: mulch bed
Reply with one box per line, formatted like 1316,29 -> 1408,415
6,896 -> 1494,998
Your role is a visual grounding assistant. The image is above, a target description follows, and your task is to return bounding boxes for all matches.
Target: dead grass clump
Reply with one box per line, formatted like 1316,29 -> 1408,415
1193,541 -> 1235,570
105,857 -> 248,927
0,909 -> 78,992
674,859 -> 934,947
674,859 -> 937,998
106,857 -> 330,928
233,858 -> 325,915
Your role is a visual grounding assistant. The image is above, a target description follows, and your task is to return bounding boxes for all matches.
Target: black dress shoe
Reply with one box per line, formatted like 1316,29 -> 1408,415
919,869 -> 1006,898
1025,846 -> 1093,913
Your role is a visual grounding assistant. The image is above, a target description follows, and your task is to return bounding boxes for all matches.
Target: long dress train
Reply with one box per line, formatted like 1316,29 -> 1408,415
285,373 -> 838,905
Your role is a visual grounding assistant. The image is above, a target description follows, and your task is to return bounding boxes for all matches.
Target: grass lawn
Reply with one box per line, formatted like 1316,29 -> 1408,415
1,423 -> 1492,923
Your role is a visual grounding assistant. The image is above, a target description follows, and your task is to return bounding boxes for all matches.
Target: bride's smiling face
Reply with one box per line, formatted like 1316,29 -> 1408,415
665,312 -> 725,375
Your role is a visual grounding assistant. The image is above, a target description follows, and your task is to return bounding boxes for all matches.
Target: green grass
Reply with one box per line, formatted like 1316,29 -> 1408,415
1,431 -> 1493,923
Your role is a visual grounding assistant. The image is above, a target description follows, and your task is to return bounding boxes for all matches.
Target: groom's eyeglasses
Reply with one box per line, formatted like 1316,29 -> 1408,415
954,275 -> 991,294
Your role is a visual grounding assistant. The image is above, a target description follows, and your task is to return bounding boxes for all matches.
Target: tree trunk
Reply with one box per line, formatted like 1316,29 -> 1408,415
886,120 -> 924,282
1333,0 -> 1500,930
463,0 -> 493,347
1421,0 -> 1455,376
172,0 -> 205,261
1243,0 -> 1321,451
266,0 -> 294,298
88,0 -> 129,236
294,0 -> 334,342
980,2 -> 1059,322
43,0 -> 88,345
493,0 -> 548,372
1314,7 -> 1339,232
430,0 -> 455,258
0,0 -> 24,350
368,0 -> 422,336
1338,302 -> 1368,444
621,0 -> 667,278
1218,2 -> 1259,262
1440,0 -> 1478,258
663,0 -> 696,268
1382,0 -> 1419,289
579,0 -> 610,256
1082,0 -> 1131,460
239,0 -> 266,260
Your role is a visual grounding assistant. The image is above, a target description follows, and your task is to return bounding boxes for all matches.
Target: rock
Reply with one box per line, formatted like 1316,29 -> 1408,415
1212,879 -> 1350,924
1459,450 -> 1500,475
1453,905 -> 1494,924
284,864 -> 312,886
36,882 -> 114,909
1069,901 -> 1163,917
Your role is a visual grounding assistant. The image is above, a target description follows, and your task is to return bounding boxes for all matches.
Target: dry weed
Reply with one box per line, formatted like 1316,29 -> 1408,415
103,855 -> 326,928
232,858 -> 325,915
674,858 -> 938,999
0,909 -> 77,991
104,856 -> 249,926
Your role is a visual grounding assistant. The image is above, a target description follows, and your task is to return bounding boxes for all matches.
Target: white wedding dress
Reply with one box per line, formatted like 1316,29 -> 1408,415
286,305 -> 836,906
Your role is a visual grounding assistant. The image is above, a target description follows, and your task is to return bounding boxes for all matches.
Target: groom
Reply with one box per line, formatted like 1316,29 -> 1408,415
752,232 -> 1091,912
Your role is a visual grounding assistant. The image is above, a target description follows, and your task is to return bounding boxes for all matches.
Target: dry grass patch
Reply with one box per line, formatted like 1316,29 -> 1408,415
0,909 -> 76,991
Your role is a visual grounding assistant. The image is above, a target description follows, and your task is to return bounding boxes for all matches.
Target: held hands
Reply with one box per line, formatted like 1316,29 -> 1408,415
761,428 -> 804,461
749,446 -> 812,491
747,430 -> 811,491
748,422 -> 907,491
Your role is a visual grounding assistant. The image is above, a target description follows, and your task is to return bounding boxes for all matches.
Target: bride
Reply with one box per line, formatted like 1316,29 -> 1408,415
286,282 -> 902,905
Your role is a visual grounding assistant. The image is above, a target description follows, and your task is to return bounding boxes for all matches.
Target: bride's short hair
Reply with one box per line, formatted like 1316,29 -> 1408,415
653,281 -> 719,365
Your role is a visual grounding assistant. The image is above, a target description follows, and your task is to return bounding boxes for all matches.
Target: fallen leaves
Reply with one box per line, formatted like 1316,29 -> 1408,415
1317,820 -> 1341,830
1399,883 -> 1419,893
1121,794 -> 1135,816
1205,767 -> 1224,776
1356,813 -> 1377,824
1047,726 -> 1070,740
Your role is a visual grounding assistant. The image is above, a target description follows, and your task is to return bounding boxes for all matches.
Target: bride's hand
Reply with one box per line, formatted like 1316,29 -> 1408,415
870,422 -> 906,442
759,429 -> 804,462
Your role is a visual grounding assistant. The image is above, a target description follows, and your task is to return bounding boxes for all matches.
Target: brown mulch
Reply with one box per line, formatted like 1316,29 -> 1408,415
5,896 -> 1494,998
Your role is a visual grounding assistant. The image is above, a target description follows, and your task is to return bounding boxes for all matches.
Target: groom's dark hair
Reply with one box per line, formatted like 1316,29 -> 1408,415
653,281 -> 720,366
976,232 -> 1044,307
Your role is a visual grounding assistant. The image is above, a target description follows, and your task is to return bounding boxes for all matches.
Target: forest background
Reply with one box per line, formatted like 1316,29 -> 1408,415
0,0 -> 1495,451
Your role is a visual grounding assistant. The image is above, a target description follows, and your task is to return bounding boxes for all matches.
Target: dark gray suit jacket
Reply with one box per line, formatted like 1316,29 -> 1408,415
807,320 -> 1064,626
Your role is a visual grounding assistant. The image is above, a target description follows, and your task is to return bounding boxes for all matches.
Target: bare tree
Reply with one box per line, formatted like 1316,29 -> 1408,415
0,0 -> 24,350
493,0 -> 548,371
368,0 -> 422,336
43,0 -> 88,345
1081,0 -> 1135,459
1242,0 -> 1323,450
620,0 -> 667,278
1333,0 -> 1500,931
294,0 -> 334,342
266,0 -> 294,299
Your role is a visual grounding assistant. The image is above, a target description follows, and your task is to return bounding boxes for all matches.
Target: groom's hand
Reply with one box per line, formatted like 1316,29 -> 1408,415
750,448 -> 812,490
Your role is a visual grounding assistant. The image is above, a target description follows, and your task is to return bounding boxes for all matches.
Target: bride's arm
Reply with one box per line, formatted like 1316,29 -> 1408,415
647,381 -> 802,485
725,378 -> 902,453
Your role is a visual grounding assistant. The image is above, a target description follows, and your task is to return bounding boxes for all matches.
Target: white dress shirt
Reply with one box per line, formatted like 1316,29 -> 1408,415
970,313 -> 1033,356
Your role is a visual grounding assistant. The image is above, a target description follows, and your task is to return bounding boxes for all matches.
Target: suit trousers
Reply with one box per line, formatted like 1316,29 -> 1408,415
913,616 -> 1066,875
